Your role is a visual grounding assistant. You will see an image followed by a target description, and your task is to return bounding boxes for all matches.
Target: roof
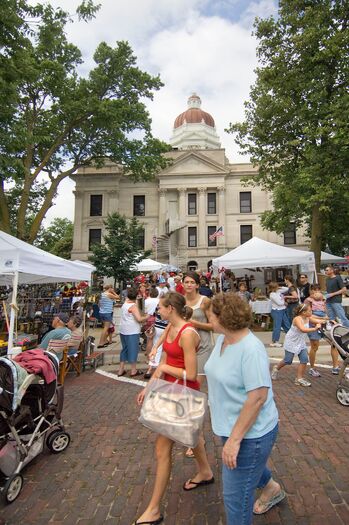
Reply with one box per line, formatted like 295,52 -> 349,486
173,93 -> 215,129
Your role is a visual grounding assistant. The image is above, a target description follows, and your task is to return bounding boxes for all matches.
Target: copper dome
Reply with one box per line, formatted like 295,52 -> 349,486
173,94 -> 215,129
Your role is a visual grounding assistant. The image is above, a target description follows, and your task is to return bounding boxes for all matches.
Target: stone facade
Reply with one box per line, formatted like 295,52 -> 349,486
70,95 -> 308,271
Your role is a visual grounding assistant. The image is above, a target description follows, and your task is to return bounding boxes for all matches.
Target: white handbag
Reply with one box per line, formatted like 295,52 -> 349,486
139,373 -> 207,448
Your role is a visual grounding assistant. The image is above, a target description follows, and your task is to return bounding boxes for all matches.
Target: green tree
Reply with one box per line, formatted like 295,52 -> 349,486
34,217 -> 73,259
89,213 -> 151,286
0,0 -> 169,243
228,1 -> 349,270
321,189 -> 349,256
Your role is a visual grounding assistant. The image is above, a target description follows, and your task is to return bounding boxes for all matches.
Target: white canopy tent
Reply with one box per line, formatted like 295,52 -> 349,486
212,237 -> 316,271
135,258 -> 166,272
320,251 -> 347,264
0,231 -> 95,351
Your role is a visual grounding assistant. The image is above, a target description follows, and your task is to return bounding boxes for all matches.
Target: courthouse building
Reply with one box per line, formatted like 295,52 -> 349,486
71,94 -> 307,271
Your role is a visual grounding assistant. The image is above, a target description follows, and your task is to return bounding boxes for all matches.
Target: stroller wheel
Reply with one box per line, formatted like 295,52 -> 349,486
336,386 -> 349,406
47,430 -> 71,453
3,474 -> 23,504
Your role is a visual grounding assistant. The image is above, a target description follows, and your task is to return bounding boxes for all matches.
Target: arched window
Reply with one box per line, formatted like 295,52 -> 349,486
187,260 -> 198,271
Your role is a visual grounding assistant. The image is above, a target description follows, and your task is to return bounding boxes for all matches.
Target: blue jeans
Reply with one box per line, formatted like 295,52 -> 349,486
221,424 -> 278,525
326,303 -> 349,328
120,333 -> 140,363
286,302 -> 298,323
271,309 -> 290,342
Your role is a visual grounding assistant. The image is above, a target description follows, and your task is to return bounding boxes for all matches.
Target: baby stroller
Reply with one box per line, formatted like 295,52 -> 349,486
321,323 -> 349,406
0,351 -> 71,503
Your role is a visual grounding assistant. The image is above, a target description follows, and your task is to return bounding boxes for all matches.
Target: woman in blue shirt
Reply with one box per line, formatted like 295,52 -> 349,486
204,293 -> 285,525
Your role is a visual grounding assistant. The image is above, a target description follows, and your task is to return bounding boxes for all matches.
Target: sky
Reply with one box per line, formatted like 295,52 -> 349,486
43,0 -> 279,224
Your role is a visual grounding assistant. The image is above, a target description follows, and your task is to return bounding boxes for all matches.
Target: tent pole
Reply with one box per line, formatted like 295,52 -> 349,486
7,270 -> 18,354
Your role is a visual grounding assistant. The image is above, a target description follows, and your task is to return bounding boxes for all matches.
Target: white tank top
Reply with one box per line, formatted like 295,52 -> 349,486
119,302 -> 141,335
284,321 -> 309,355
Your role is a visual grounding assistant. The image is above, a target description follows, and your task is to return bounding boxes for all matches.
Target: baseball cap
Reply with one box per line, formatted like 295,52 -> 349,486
55,312 -> 69,324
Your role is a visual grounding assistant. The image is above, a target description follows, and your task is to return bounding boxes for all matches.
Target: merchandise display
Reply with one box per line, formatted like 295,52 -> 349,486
0,283 -> 87,355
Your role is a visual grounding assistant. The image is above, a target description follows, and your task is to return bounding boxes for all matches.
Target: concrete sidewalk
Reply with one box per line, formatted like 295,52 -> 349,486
1,363 -> 349,524
91,327 -> 336,370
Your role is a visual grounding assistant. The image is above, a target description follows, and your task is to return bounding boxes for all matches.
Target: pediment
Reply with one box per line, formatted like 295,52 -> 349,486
162,151 -> 228,176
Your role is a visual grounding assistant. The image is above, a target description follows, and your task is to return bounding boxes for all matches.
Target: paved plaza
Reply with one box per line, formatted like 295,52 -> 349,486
1,333 -> 349,525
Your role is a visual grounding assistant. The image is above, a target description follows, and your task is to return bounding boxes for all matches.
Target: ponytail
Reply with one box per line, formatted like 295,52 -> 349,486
182,305 -> 193,321
161,292 -> 192,320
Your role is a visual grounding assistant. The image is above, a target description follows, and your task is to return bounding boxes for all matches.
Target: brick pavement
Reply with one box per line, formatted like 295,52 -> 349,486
1,366 -> 349,525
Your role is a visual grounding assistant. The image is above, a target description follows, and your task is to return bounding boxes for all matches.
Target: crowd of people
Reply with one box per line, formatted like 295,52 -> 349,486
23,265 -> 347,524
86,266 -> 348,525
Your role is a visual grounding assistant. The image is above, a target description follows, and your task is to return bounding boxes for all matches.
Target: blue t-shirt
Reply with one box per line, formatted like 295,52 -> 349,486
39,327 -> 71,350
204,332 -> 278,439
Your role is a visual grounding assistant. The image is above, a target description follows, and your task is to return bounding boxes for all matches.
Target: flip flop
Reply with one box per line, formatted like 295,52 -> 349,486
117,371 -> 126,377
133,515 -> 163,525
183,476 -> 214,491
97,343 -> 108,348
253,490 -> 286,515
130,370 -> 143,377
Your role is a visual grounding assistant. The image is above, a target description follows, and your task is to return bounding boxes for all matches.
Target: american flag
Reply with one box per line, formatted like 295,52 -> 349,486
151,235 -> 158,247
209,226 -> 224,241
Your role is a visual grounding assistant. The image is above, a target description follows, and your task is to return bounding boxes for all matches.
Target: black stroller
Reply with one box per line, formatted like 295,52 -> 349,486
0,351 -> 71,503
321,323 -> 349,406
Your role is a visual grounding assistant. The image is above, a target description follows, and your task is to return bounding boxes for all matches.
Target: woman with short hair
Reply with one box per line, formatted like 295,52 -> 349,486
117,287 -> 148,377
205,293 -> 284,524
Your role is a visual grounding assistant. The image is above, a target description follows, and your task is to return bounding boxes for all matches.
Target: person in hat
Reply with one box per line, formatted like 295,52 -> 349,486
39,312 -> 71,350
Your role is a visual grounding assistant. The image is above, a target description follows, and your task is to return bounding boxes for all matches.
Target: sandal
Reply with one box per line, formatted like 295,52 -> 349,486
130,370 -> 143,377
133,516 -> 163,525
183,476 -> 214,491
97,343 -> 108,348
253,490 -> 286,514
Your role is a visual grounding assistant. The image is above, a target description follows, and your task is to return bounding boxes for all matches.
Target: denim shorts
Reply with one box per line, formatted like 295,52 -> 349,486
308,310 -> 325,341
284,348 -> 308,364
99,312 -> 113,323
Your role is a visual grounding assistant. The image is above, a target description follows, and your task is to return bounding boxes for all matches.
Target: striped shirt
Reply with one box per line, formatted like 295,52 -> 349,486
99,292 -> 114,314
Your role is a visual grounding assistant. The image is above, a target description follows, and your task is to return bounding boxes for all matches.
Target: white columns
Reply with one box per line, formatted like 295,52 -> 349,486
178,187 -> 186,247
158,188 -> 167,235
198,186 -> 207,247
108,190 -> 119,214
218,185 -> 226,248
72,190 -> 83,251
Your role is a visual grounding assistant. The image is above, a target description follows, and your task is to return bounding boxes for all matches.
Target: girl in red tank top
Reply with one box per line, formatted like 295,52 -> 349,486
135,292 -> 214,525
162,322 -> 200,390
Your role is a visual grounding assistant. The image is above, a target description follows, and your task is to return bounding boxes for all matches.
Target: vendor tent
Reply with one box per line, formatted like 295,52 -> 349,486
320,251 -> 347,264
212,237 -> 315,270
0,231 -> 95,285
135,258 -> 166,272
0,230 -> 95,351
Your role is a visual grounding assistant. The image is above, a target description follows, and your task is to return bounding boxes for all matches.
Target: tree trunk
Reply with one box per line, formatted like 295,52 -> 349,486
0,180 -> 11,233
28,167 -> 77,243
310,205 -> 323,273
